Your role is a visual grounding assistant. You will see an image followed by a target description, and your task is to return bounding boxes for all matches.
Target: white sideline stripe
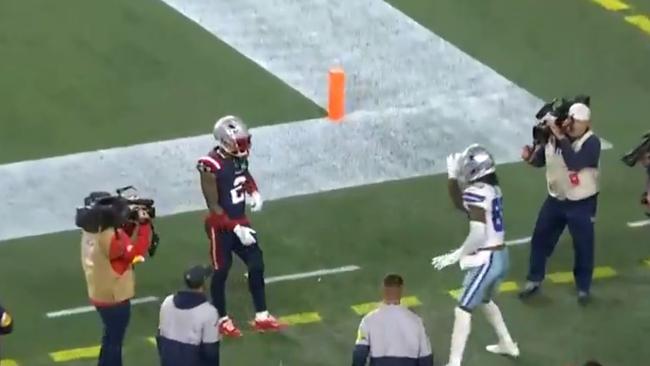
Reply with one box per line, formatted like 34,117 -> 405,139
46,266 -> 360,318
45,296 -> 160,318
265,265 -> 360,284
627,219 -> 650,228
506,236 -> 532,246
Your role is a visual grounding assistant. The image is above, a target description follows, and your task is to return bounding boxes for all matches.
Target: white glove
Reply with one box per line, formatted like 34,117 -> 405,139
446,153 -> 462,179
431,248 -> 462,270
234,224 -> 257,246
248,191 -> 263,212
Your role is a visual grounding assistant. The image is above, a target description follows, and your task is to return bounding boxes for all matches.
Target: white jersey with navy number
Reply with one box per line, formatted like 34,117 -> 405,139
459,182 -> 509,310
462,182 -> 505,248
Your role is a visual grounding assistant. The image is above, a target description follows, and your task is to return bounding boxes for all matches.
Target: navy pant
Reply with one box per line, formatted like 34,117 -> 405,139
527,195 -> 597,292
96,301 -> 131,366
206,226 -> 267,318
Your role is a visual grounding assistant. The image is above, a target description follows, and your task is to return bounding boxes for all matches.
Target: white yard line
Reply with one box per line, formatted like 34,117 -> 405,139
265,265 -> 360,284
46,296 -> 160,318
627,219 -> 650,228
505,236 -> 532,246
46,266 -> 360,318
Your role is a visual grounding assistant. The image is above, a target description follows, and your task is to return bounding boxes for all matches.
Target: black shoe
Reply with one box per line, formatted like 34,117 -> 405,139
577,291 -> 591,306
518,282 -> 541,299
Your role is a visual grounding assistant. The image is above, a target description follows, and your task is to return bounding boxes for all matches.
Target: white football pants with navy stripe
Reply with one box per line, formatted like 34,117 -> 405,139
459,250 -> 509,311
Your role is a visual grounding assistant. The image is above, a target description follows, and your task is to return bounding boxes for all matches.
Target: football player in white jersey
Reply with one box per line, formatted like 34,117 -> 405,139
431,144 -> 519,366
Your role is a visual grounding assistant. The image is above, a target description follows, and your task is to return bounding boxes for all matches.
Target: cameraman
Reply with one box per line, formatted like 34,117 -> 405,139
79,195 -> 153,366
519,102 -> 601,305
622,131 -> 650,213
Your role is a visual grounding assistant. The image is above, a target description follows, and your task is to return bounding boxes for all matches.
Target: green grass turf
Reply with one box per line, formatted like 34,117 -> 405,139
389,0 -> 650,147
1,154 -> 649,365
0,0 -> 321,164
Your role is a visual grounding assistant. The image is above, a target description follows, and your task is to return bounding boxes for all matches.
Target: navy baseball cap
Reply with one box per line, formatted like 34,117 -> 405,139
184,265 -> 212,289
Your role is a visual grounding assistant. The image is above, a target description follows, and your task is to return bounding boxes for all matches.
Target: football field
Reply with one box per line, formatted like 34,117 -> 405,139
1,0 -> 650,365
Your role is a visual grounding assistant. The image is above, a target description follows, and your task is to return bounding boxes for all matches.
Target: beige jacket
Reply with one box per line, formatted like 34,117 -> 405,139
80,229 -> 135,305
544,131 -> 599,201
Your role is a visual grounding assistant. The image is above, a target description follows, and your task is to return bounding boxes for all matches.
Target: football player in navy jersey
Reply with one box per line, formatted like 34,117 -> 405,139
197,115 -> 283,337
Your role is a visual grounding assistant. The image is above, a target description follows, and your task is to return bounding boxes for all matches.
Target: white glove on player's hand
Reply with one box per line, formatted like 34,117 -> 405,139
234,224 -> 257,246
431,248 -> 462,270
446,153 -> 462,179
248,191 -> 263,212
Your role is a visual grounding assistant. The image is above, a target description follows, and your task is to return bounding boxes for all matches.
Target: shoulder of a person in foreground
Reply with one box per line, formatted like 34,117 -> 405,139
160,294 -> 175,308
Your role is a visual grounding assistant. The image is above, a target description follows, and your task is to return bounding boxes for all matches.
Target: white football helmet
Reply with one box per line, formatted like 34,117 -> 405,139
213,115 -> 251,158
458,144 -> 496,183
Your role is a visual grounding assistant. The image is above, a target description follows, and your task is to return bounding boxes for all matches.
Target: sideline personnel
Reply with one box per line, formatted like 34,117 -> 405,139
520,103 -> 601,305
79,193 -> 153,366
158,265 -> 220,366
352,274 -> 433,366
621,130 -> 650,214
0,302 -> 13,360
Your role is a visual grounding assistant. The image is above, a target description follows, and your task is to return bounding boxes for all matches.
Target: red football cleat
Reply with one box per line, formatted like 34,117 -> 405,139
251,314 -> 287,332
218,317 -> 242,338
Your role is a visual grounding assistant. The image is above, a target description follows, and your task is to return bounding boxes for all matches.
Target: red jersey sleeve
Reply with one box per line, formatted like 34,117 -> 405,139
197,155 -> 221,174
109,224 -> 152,262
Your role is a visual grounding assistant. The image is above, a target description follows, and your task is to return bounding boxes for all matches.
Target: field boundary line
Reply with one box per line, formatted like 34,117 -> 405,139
46,266 -> 360,318
627,219 -> 650,228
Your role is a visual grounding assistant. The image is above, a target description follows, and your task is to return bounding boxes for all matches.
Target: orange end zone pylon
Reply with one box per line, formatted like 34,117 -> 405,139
328,67 -> 345,121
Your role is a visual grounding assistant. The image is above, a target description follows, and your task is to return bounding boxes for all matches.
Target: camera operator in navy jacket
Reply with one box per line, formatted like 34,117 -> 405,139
520,102 -> 601,305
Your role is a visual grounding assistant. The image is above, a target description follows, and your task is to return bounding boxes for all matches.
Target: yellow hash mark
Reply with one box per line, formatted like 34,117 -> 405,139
1,360 -> 20,366
591,0 -> 630,11
448,281 -> 519,300
594,266 -> 618,279
279,312 -> 322,325
548,271 -> 574,284
498,281 -> 520,293
147,337 -> 157,346
548,266 -> 617,284
625,15 -> 650,35
50,345 -> 100,362
351,296 -> 422,315
401,296 -> 422,308
448,289 -> 462,300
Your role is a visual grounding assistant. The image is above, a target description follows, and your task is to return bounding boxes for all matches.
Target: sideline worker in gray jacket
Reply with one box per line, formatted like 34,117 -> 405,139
352,274 -> 433,366
157,265 -> 220,366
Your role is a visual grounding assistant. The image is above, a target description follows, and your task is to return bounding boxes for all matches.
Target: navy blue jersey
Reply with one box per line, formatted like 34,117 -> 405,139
197,149 -> 249,219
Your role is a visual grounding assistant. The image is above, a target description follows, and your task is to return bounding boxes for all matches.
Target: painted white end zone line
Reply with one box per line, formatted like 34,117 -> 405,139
46,296 -> 160,319
627,219 -> 650,228
46,265 -> 360,318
